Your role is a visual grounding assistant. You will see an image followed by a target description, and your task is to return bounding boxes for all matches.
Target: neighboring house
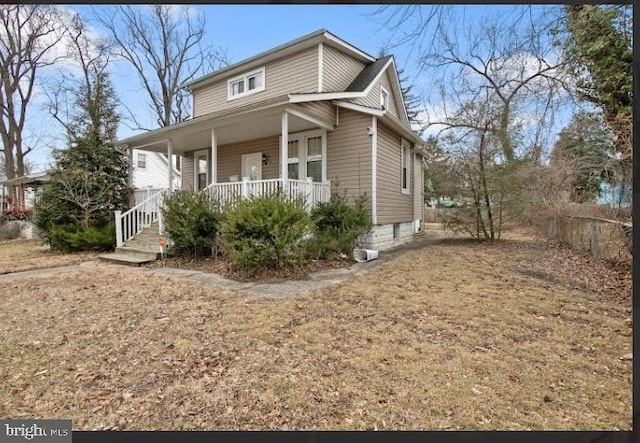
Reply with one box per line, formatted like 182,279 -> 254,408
0,171 -> 50,214
131,150 -> 181,193
117,29 -> 425,250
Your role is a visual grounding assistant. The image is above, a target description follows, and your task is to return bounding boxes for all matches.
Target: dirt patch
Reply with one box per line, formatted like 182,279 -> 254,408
146,255 -> 352,283
0,230 -> 631,430
0,240 -> 99,274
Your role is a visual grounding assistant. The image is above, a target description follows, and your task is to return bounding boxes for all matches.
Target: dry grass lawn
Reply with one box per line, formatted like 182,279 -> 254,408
0,231 -> 631,430
0,240 -> 99,274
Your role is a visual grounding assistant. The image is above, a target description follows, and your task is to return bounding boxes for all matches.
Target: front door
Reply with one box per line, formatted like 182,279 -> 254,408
241,152 -> 262,180
194,149 -> 208,191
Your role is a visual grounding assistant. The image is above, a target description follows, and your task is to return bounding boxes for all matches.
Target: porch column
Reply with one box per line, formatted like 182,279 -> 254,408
167,139 -> 173,192
210,128 -> 217,184
281,111 -> 288,187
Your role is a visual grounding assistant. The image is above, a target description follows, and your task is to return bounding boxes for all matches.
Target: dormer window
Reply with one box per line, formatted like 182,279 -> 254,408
380,87 -> 389,111
227,67 -> 265,100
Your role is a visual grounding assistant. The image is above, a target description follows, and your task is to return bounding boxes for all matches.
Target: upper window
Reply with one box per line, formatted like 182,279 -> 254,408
380,87 -> 389,111
137,153 -> 146,169
401,142 -> 411,194
227,67 -> 265,100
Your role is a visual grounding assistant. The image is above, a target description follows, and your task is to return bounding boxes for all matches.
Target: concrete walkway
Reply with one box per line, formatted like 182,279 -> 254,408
0,235 -> 445,299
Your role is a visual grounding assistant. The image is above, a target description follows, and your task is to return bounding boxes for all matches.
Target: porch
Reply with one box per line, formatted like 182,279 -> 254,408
116,177 -> 331,248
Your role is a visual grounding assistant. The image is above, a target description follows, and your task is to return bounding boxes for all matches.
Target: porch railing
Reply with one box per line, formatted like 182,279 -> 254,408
115,190 -> 165,247
203,177 -> 331,210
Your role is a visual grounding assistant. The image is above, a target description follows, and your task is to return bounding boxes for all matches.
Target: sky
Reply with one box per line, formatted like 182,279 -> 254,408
23,4 -> 572,171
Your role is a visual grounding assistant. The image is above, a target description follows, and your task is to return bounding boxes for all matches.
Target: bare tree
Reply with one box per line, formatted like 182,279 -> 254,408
423,8 -> 572,162
0,4 -> 66,201
46,13 -> 119,145
93,5 -> 228,130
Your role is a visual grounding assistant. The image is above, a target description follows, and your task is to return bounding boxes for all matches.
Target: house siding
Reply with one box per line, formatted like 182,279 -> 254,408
181,151 -> 194,191
350,69 -> 401,119
295,101 -> 336,126
326,108 -> 372,215
217,136 -> 280,183
376,122 -> 413,224
193,47 -> 318,117
132,150 -> 181,190
322,44 -> 367,92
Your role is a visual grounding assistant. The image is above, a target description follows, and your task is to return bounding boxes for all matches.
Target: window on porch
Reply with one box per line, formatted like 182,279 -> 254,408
306,136 -> 322,183
287,140 -> 300,180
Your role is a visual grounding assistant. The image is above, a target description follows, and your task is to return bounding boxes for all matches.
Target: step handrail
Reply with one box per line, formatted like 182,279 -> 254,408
114,190 -> 164,247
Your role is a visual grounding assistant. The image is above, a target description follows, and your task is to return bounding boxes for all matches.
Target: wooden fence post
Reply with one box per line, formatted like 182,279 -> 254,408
589,219 -> 599,258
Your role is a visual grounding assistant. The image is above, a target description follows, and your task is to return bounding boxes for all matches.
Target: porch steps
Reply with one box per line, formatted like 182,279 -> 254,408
99,223 -> 163,266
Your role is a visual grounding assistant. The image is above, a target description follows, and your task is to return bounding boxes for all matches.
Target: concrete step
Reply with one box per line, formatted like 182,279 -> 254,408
99,253 -> 156,266
115,246 -> 160,260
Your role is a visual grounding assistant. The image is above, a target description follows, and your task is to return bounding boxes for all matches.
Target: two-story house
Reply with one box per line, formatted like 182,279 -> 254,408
116,29 -> 425,250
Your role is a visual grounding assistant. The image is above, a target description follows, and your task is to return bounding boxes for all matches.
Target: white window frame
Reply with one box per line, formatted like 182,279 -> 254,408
280,129 -> 327,183
193,149 -> 209,191
401,140 -> 411,195
227,67 -> 266,101
137,153 -> 146,169
380,86 -> 389,111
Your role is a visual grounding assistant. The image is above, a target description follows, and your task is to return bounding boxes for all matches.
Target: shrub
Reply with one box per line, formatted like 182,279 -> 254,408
220,191 -> 311,272
162,190 -> 221,257
49,224 -> 115,252
308,190 -> 372,259
0,220 -> 22,240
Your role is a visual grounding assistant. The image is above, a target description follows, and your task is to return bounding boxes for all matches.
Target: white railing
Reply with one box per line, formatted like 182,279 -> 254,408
203,177 -> 331,211
133,187 -> 166,205
114,190 -> 164,248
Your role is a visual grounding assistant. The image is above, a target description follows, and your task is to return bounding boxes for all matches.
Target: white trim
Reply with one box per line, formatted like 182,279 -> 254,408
332,100 -> 385,116
127,147 -> 133,188
321,128 -> 327,183
210,129 -> 217,184
380,86 -> 389,111
281,112 -> 289,186
318,43 -> 324,93
191,93 -> 195,118
193,149 -> 209,191
324,32 -> 375,63
371,116 -> 378,225
286,106 -> 334,130
401,138 -> 411,195
386,58 -> 410,125
279,128 -> 327,183
185,30 -> 374,90
227,66 -> 266,101
167,139 -> 174,192
290,92 -> 362,102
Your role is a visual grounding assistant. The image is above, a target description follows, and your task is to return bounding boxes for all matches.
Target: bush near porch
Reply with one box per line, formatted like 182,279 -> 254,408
161,188 -> 371,275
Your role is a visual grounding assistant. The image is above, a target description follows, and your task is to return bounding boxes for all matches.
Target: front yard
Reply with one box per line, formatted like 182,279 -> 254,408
0,231 -> 631,430
0,240 -> 99,274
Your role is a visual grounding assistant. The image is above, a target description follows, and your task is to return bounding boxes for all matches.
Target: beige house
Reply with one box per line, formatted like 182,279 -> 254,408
116,29 -> 425,251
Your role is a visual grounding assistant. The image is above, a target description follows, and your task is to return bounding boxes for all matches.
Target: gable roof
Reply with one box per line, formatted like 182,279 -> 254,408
345,55 -> 393,92
185,29 -> 375,91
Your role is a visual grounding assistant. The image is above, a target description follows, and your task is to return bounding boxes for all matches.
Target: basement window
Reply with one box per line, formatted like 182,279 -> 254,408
393,223 -> 400,242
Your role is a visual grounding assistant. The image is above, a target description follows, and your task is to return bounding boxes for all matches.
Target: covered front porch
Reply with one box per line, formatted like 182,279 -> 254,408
115,99 -> 334,247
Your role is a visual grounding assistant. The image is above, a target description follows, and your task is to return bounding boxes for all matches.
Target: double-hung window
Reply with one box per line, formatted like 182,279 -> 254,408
227,67 -> 265,100
380,87 -> 389,111
137,153 -> 146,169
287,140 -> 300,180
306,136 -> 322,183
401,141 -> 411,194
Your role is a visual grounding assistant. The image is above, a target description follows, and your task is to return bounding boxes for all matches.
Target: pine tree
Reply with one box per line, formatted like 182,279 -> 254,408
35,63 -> 129,247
